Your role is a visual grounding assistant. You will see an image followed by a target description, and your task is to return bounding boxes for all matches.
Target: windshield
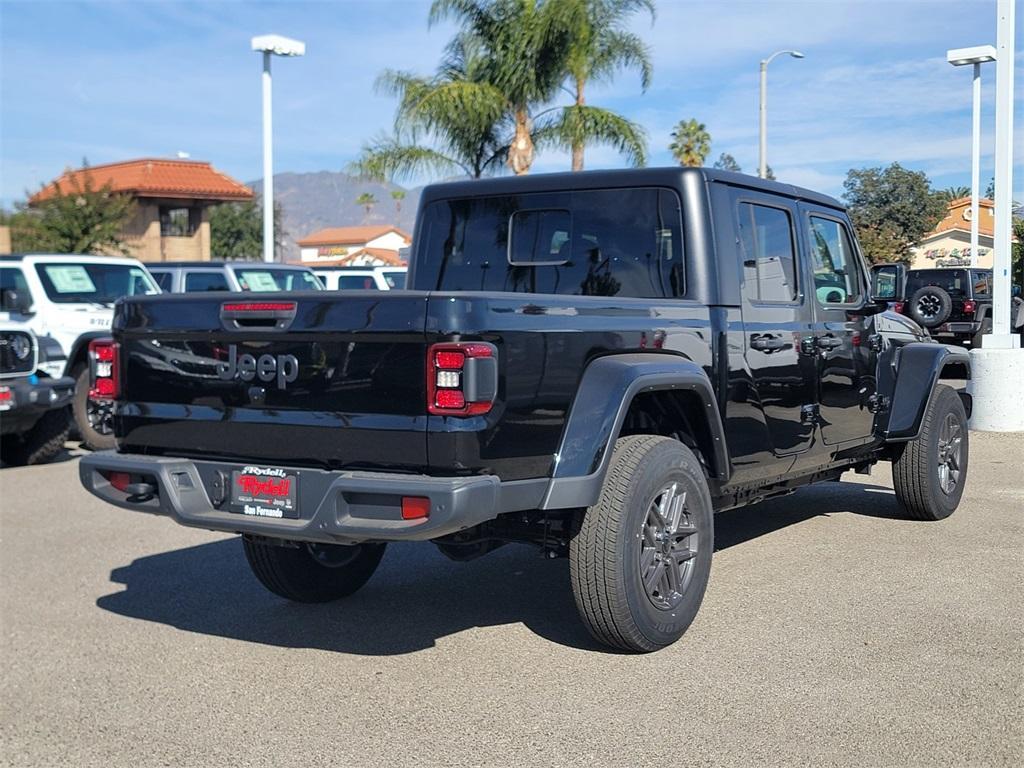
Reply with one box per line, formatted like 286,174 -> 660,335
381,270 -> 407,289
34,262 -> 159,304
234,268 -> 323,292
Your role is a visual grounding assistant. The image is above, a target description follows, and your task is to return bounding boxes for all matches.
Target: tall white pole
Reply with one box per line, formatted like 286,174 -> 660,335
969,62 -> 981,269
261,50 -> 274,263
988,0 -> 1014,344
758,60 -> 768,179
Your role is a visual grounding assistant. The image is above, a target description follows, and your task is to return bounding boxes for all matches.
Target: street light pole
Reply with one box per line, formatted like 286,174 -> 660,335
759,50 -> 804,179
261,50 -> 274,264
947,45 -> 996,270
251,34 -> 305,264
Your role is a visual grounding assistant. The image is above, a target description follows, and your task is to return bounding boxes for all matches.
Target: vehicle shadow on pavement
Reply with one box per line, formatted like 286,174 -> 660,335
96,480 -> 904,655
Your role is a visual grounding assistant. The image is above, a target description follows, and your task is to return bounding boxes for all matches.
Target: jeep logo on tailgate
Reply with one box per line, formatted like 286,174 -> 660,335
216,345 -> 299,390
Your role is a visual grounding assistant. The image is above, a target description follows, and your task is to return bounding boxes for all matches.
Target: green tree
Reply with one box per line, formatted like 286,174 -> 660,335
429,0 -> 577,175
1012,216 -> 1023,291
764,165 -> 776,181
668,119 -> 710,167
843,162 -> 946,264
549,0 -> 653,171
10,173 -> 136,255
937,185 -> 971,203
356,192 -> 378,222
713,152 -> 741,172
208,198 -> 284,261
390,189 -> 407,218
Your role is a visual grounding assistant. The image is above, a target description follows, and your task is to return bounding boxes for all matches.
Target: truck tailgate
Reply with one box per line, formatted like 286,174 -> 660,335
113,292 -> 430,470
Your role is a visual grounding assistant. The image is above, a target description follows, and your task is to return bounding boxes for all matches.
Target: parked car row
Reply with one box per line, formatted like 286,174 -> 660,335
1,254 -> 409,465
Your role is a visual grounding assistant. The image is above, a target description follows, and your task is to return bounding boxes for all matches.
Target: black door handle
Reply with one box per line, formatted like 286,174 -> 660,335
815,336 -> 843,350
750,334 -> 788,352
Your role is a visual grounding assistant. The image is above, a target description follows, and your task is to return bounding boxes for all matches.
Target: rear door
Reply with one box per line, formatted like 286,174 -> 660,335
115,293 -> 431,470
735,190 -> 817,457
800,207 -> 878,446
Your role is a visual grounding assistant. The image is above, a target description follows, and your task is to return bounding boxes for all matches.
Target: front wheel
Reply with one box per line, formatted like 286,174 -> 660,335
891,384 -> 968,521
570,435 -> 714,653
242,537 -> 386,603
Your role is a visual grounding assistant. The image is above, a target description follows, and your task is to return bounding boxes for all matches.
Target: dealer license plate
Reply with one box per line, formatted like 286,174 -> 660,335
229,465 -> 299,519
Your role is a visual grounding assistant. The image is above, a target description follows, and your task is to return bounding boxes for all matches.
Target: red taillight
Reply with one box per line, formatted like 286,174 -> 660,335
893,301 -> 905,314
962,300 -> 976,315
88,339 -> 120,400
221,301 -> 296,313
401,496 -> 430,521
427,342 -> 497,416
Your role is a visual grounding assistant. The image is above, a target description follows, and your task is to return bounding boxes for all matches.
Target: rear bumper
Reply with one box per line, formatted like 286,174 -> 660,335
0,376 -> 75,436
79,451 -> 547,544
934,321 -> 981,336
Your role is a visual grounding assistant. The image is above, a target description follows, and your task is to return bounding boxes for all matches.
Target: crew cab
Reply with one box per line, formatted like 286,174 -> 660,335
0,254 -> 160,450
80,169 -> 970,652
1,325 -> 74,465
147,261 -> 323,293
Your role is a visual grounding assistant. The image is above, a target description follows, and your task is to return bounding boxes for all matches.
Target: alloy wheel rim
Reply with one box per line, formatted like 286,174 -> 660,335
936,413 -> 963,495
639,481 -> 698,611
918,295 -> 940,318
87,397 -> 114,435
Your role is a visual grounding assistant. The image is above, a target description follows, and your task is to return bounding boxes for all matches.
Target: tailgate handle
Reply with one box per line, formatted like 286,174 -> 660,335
220,301 -> 297,331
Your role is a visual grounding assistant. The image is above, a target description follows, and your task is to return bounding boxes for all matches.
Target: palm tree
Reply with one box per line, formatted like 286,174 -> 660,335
356,193 -> 378,222
937,185 -> 971,203
352,39 -> 511,181
713,152 -> 741,172
391,189 -> 406,218
668,119 -> 710,167
549,0 -> 653,171
429,0 -> 575,175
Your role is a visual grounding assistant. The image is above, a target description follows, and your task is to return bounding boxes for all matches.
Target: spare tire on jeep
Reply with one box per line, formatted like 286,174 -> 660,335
908,286 -> 953,328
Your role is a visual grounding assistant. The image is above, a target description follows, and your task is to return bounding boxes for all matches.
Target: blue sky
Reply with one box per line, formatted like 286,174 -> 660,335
1,0 -> 1021,208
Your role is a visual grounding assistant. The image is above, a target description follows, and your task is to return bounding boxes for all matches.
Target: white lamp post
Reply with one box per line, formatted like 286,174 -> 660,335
251,34 -> 305,263
947,45 -> 996,269
759,50 -> 804,180
967,0 -> 1022,433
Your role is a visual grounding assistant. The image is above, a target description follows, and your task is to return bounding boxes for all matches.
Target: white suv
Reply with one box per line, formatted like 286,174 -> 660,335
0,254 -> 160,449
314,266 -> 407,291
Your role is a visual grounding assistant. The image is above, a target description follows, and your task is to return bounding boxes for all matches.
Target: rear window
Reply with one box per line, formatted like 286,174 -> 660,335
381,270 -> 407,289
33,262 -> 158,304
416,188 -> 684,297
338,275 -> 379,290
906,270 -> 971,295
234,268 -> 322,292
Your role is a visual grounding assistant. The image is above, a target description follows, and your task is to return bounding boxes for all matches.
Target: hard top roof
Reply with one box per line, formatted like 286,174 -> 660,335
419,167 -> 844,210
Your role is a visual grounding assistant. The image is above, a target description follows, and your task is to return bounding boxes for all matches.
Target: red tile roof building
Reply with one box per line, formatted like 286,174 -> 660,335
297,226 -> 411,267
29,158 -> 253,262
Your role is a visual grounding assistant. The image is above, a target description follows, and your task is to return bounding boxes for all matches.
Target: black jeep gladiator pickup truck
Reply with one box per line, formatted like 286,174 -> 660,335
80,168 -> 970,652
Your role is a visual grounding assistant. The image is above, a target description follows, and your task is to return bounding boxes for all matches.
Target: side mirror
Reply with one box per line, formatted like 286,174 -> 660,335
1,289 -> 35,315
870,263 -> 906,303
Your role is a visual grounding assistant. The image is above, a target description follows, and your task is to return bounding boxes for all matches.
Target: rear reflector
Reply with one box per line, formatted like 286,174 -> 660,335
108,472 -> 131,492
401,496 -> 430,520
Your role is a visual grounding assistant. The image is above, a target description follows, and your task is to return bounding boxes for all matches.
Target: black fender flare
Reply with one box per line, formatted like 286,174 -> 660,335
540,354 -> 729,510
883,343 -> 971,442
64,331 -> 110,377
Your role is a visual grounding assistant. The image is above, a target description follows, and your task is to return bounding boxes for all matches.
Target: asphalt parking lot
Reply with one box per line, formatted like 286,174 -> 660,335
1,432 -> 1022,768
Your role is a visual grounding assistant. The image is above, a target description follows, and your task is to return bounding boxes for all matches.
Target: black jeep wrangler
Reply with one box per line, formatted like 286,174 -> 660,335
80,169 -> 970,652
898,267 -> 992,346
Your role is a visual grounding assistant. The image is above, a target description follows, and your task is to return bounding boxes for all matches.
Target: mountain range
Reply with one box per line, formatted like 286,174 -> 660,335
248,172 -> 422,262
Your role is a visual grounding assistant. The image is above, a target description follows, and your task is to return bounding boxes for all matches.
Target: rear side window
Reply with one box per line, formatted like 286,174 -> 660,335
184,271 -> 230,292
338,276 -> 379,290
808,217 -> 862,305
418,187 -> 684,298
737,202 -> 797,302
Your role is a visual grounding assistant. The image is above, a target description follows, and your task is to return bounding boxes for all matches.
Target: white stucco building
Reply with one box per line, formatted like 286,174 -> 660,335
296,225 -> 411,267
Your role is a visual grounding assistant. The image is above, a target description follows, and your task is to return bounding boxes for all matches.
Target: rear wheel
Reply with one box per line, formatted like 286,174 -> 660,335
891,384 -> 968,521
570,435 -> 714,653
242,537 -> 386,603
72,366 -> 115,451
10,408 -> 70,466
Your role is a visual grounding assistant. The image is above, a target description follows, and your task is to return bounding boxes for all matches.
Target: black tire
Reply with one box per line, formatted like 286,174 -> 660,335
72,366 -> 115,451
5,408 -> 71,466
570,435 -> 714,653
242,536 -> 386,603
891,384 -> 968,521
908,286 -> 953,328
